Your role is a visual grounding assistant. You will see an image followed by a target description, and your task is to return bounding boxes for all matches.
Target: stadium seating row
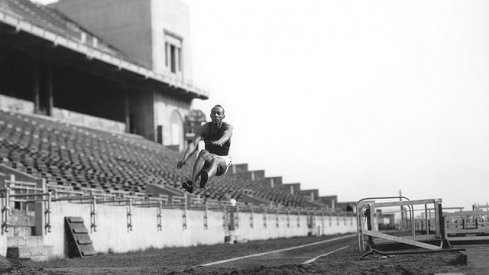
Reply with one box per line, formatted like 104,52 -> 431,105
0,110 -> 315,208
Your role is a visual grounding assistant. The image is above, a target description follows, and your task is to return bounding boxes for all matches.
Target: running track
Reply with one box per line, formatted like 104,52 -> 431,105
24,234 -> 359,274
199,234 -> 356,269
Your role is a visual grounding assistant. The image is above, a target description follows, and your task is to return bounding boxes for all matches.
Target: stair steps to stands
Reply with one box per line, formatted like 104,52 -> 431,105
7,236 -> 44,247
5,210 -> 52,261
65,217 -> 96,257
6,245 -> 53,262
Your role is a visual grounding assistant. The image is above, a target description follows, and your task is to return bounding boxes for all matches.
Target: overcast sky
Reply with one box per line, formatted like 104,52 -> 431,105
37,0 -> 489,209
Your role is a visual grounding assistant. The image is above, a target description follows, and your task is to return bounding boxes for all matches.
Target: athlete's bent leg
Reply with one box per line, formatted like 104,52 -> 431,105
200,157 -> 226,188
191,150 -> 209,184
215,158 -> 229,176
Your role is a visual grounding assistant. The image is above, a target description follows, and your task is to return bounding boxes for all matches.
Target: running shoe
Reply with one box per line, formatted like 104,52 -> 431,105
182,180 -> 194,193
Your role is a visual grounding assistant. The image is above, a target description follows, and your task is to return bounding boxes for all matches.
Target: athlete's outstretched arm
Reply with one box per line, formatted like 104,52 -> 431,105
211,124 -> 233,146
177,126 -> 205,168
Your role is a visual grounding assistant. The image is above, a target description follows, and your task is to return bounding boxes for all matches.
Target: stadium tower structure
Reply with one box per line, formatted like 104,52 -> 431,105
0,0 -> 207,151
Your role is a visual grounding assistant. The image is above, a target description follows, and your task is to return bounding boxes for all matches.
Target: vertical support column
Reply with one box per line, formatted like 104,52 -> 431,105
34,186 -> 45,236
275,209 -> 279,228
249,207 -> 254,229
425,204 -> 429,235
436,200 -> 446,245
90,196 -> 97,233
203,202 -> 208,230
399,191 -> 404,230
44,192 -> 51,234
234,205 -> 239,229
366,204 -> 373,248
357,209 -> 363,252
434,200 -> 441,239
312,211 -> 316,229
124,91 -> 130,133
222,206 -> 228,229
0,191 -> 7,257
369,203 -> 376,231
297,211 -> 300,228
182,199 -> 187,230
157,202 -> 162,231
46,64 -> 53,116
321,212 -> 325,235
1,188 -> 10,234
0,55 -> 3,94
286,210 -> 290,228
409,204 -> 415,237
32,60 -> 40,114
127,199 -> 133,232
32,59 -> 54,115
307,211 -> 311,231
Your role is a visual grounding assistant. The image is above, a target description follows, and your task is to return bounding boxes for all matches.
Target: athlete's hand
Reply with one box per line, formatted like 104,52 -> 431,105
177,160 -> 186,169
211,140 -> 224,146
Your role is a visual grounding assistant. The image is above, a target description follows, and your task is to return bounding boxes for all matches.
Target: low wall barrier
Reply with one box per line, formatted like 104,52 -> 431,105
0,175 -> 357,259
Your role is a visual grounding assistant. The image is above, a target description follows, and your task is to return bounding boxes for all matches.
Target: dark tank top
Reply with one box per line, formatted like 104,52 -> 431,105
203,122 -> 231,156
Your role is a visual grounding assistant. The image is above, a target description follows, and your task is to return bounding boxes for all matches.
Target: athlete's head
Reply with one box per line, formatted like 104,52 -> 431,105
210,105 -> 225,124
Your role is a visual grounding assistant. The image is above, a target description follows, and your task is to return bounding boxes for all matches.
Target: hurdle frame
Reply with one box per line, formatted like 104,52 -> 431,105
357,196 -> 446,252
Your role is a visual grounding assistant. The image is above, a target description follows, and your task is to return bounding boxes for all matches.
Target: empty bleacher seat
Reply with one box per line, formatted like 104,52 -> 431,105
0,110 -> 313,208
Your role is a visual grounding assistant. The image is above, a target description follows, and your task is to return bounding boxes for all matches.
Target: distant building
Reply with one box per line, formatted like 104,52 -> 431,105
376,209 -> 396,230
318,195 -> 337,209
301,189 -> 319,201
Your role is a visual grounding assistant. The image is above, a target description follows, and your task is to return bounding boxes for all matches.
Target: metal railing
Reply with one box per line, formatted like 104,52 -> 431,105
0,187 -> 52,234
1,175 -> 355,234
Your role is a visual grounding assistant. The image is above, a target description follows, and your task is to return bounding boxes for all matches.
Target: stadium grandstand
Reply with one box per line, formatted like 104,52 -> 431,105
0,0 -> 356,260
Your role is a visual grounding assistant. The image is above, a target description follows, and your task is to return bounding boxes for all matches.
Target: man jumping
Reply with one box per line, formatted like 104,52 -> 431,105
177,105 -> 233,193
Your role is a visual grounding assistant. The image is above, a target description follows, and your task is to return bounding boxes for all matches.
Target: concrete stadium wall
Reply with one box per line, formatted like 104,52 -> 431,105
232,212 -> 356,243
55,0 -> 193,80
52,108 -> 126,133
0,95 -> 34,115
151,0 -> 192,78
54,0 -> 154,69
232,212 -> 309,242
43,202 -> 357,259
316,215 -> 357,236
44,202 -> 226,257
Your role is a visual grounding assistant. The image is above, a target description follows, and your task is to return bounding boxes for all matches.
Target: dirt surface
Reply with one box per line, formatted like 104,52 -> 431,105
0,234 -> 484,274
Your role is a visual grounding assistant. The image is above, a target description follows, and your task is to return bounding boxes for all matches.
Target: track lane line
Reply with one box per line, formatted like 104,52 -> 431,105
302,246 -> 349,264
200,234 -> 355,267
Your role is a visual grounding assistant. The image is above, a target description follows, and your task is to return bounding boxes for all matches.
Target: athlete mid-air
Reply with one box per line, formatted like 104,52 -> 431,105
177,105 -> 233,193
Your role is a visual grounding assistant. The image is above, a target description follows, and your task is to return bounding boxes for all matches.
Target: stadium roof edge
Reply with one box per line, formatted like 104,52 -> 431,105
0,10 -> 209,100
